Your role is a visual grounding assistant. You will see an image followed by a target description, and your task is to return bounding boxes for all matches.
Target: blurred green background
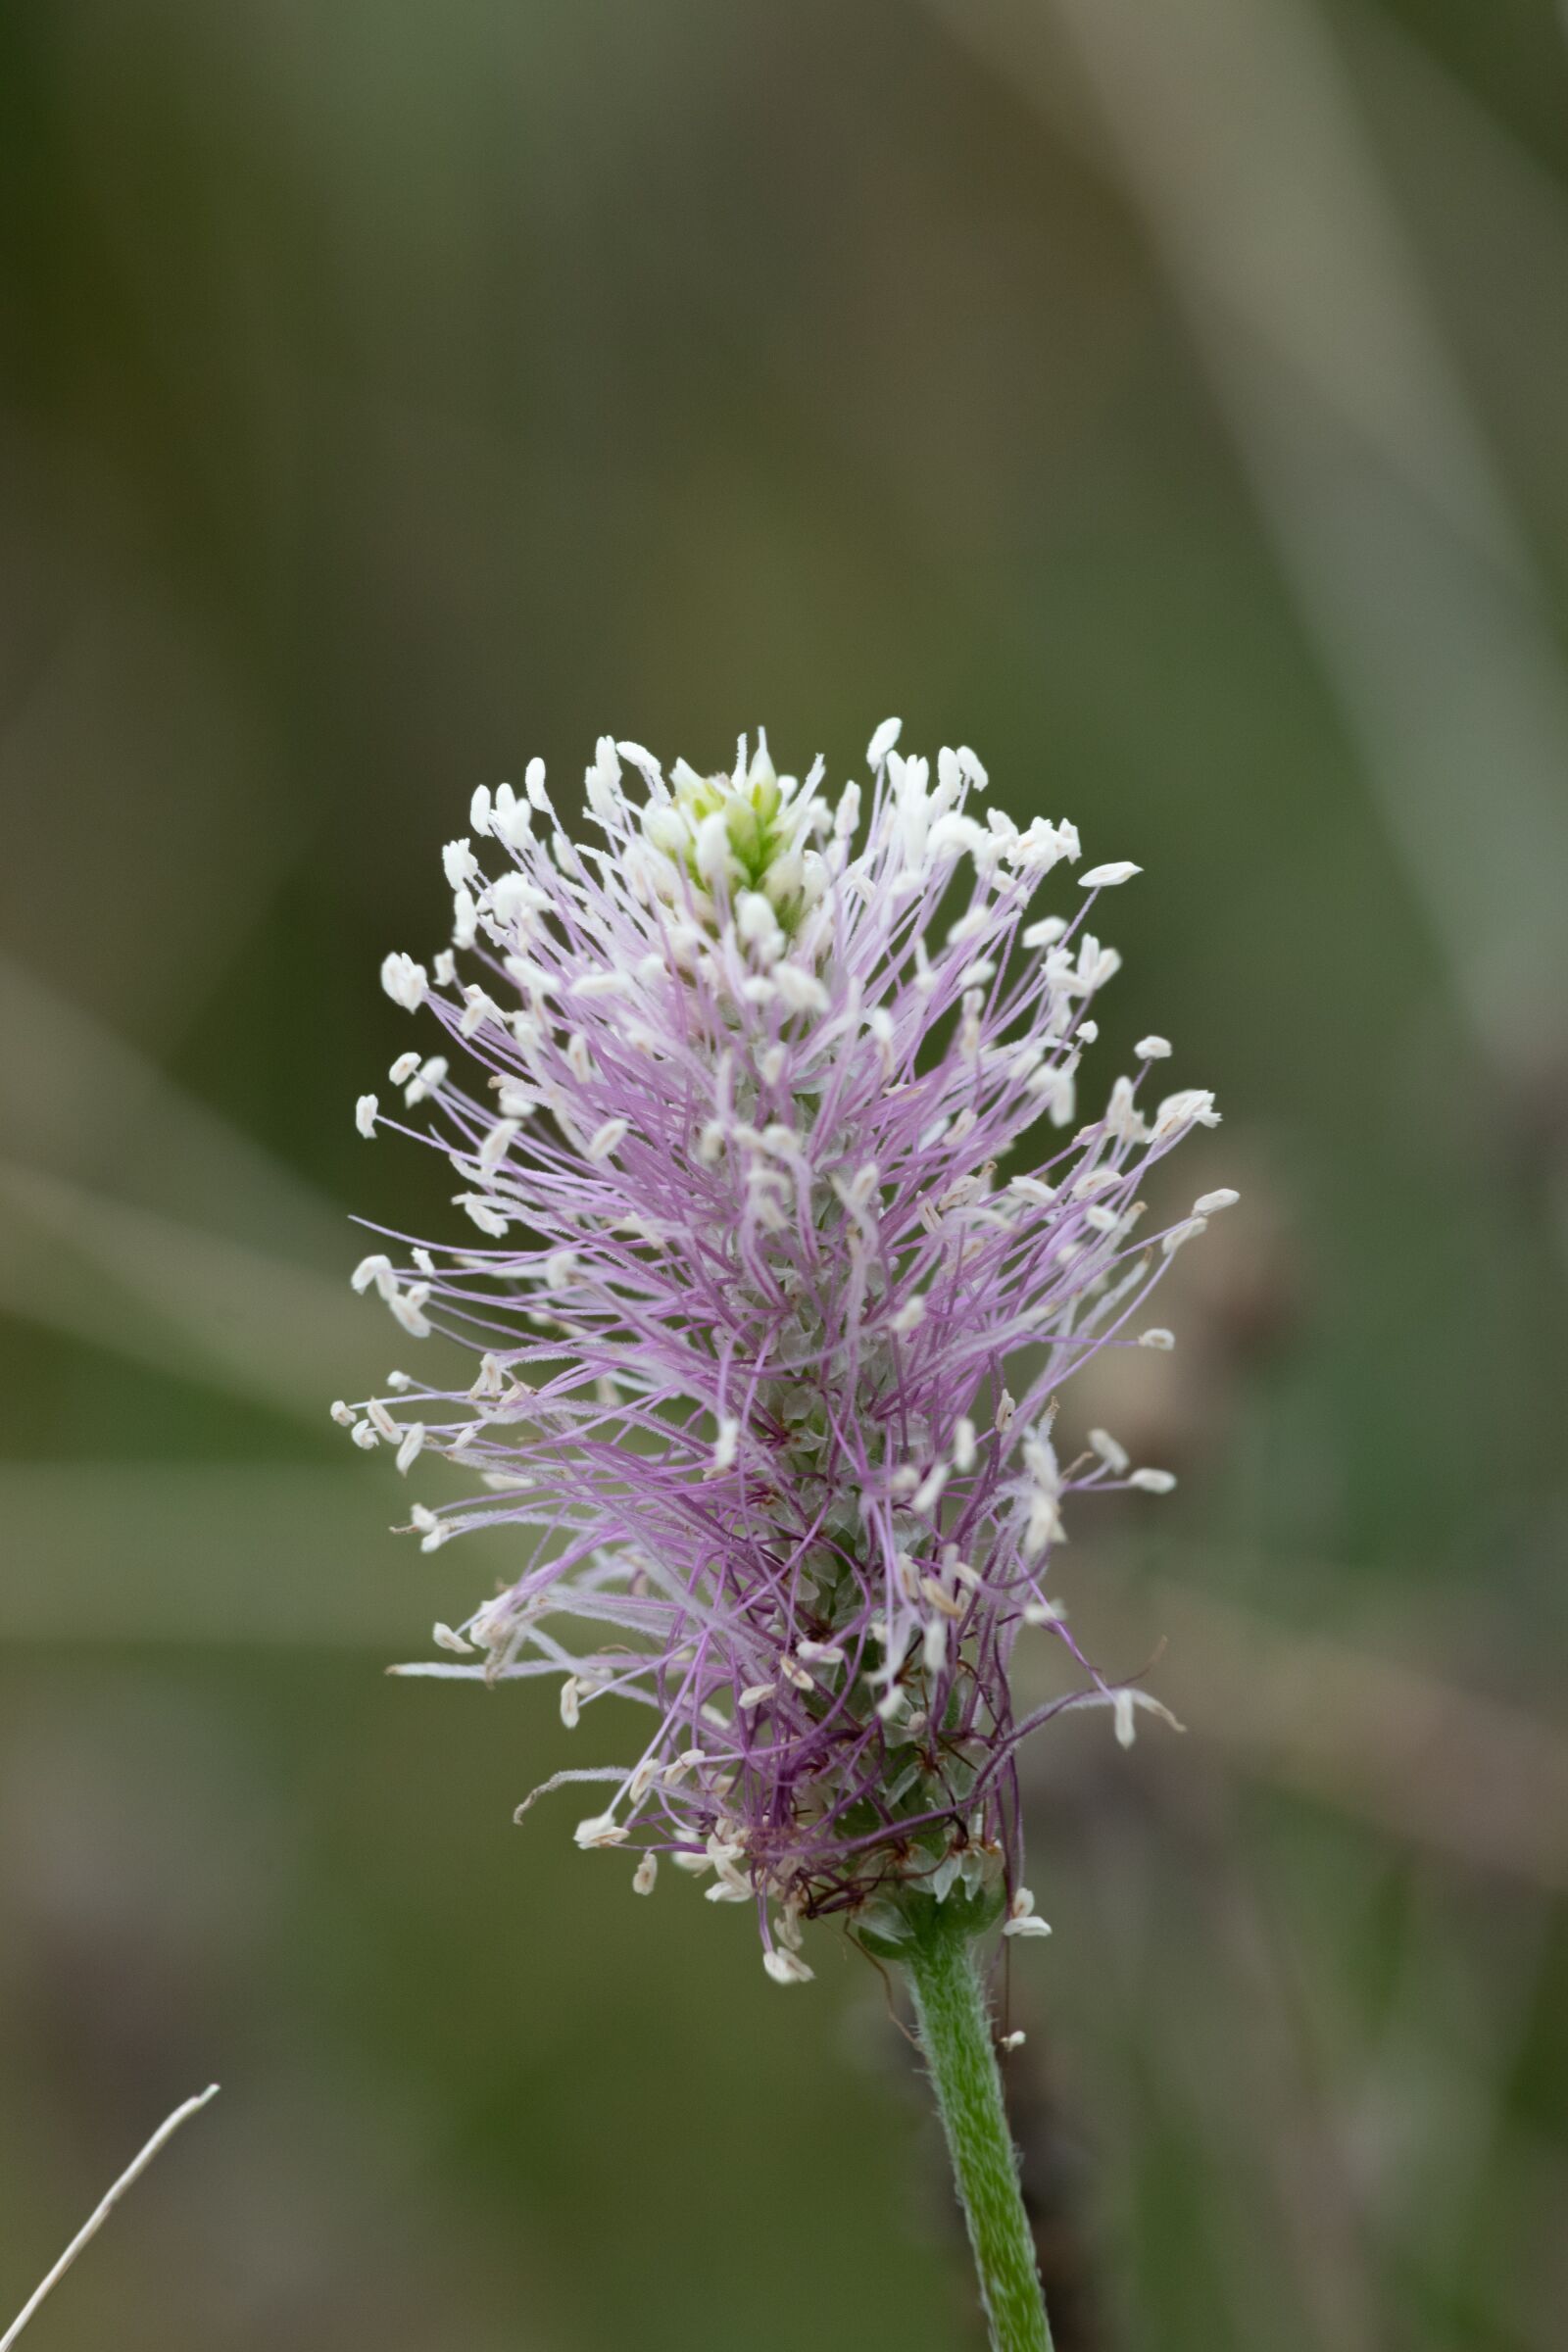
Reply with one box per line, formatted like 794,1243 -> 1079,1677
2,4 -> 1567,2347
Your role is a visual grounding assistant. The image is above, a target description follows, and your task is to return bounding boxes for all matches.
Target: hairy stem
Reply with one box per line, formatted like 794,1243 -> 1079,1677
904,1908 -> 1053,2352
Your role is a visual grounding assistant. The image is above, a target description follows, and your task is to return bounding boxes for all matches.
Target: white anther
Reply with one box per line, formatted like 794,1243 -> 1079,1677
1154,1088 -> 1221,1138
458,1196 -> 509,1238
1003,1886 -> 1053,1938
912,1462 -> 950,1514
443,837 -> 477,889
774,962 -> 829,1015
762,1948 -> 814,1985
351,1253 -> 396,1299
380,953 -> 427,1011
479,1119 -> 519,1174
383,1279 -> 428,1339
711,1415 -> 741,1473
587,1118 -> 629,1162
574,1811 -> 628,1849
866,715 -> 903,768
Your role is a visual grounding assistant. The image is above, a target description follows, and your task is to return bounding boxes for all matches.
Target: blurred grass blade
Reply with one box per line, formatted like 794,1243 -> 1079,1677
1,2086 -> 219,2351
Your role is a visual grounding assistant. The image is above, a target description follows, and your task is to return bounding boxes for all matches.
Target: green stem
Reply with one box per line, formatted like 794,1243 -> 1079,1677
904,1906 -> 1054,2352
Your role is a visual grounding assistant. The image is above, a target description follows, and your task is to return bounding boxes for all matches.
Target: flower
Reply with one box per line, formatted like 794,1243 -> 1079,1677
344,723 -> 1221,1980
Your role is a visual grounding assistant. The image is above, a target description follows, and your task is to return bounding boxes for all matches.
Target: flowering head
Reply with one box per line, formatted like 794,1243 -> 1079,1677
343,722 -> 1224,1983
640,743 -> 818,937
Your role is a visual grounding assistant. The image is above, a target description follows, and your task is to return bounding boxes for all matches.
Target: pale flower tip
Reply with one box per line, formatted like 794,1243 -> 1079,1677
710,1414 -> 741,1474
1113,1690 -> 1138,1749
762,1948 -> 814,1986
1004,1887 -> 1052,1938
866,714 -> 903,768
1137,1327 -> 1176,1350
431,1621 -> 473,1655
1128,1466 -> 1177,1494
1088,1426 -> 1130,1475
1135,1035 -> 1172,1059
379,952 -> 428,1011
632,1853 -> 659,1896
574,1811 -> 628,1850
1194,1187 -> 1240,1214
1000,2030 -> 1027,2051
1080,860 -> 1142,889
586,1117 -> 629,1162
356,1093 -> 378,1138
350,1252 -> 395,1298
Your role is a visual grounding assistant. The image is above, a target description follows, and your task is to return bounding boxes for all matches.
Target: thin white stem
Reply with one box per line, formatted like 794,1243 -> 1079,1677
1,2084 -> 220,2350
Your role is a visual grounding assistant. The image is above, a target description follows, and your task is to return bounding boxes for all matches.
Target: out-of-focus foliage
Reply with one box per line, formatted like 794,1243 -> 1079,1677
2,5 -> 1566,2347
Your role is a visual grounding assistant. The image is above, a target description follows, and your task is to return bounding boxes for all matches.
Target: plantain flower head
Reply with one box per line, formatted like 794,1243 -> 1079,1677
342,724 -> 1225,1981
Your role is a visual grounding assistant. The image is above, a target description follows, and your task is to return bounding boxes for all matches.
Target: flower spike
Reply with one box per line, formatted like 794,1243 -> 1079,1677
348,726 -> 1219,1978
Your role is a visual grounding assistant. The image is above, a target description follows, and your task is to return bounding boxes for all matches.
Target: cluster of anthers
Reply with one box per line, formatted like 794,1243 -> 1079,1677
339,723 -> 1232,1984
